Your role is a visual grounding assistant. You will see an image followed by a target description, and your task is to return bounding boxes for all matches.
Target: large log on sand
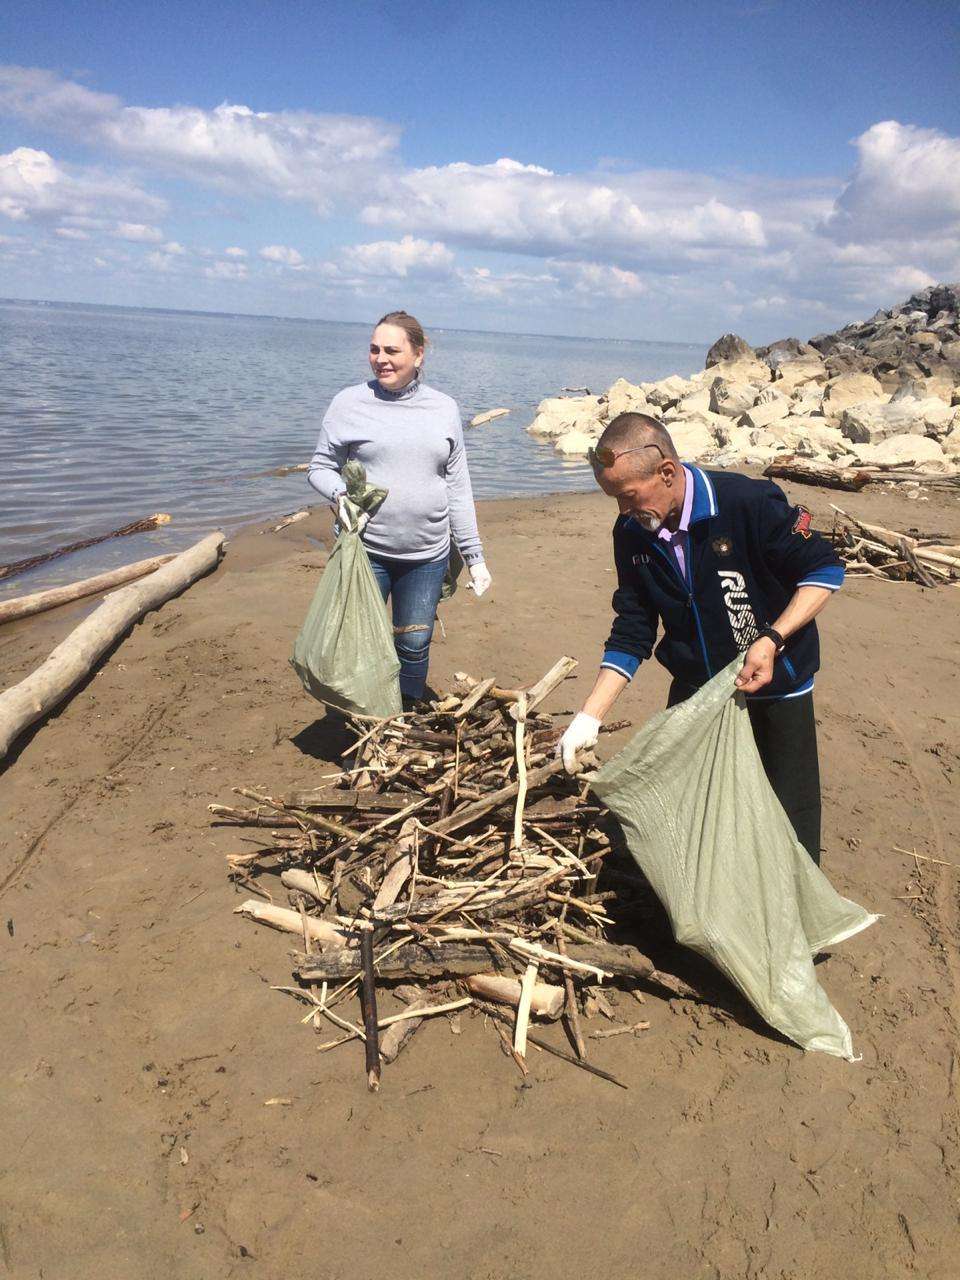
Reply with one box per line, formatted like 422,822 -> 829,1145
0,532 -> 224,761
0,554 -> 176,625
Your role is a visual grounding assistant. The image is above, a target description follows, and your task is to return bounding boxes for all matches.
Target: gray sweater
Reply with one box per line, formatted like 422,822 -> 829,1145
307,379 -> 484,565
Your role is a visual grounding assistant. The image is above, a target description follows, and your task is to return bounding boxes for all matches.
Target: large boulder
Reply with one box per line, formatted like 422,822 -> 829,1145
757,337 -> 821,371
822,372 -> 886,415
674,385 -> 712,415
760,418 -> 851,457
709,377 -> 758,419
839,399 -> 950,443
773,357 -> 827,394
707,357 -> 772,386
601,378 -> 650,421
667,420 -> 721,460
853,435 -> 946,468
527,395 -> 602,437
642,374 -> 695,409
740,398 -> 792,430
554,428 -> 600,456
705,333 -> 754,367
789,384 -> 826,416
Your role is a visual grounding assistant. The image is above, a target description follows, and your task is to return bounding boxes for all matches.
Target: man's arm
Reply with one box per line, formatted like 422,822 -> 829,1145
735,584 -> 832,693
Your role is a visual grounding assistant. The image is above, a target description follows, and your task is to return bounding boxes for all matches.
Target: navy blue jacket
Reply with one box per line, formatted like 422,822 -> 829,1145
602,466 -> 844,699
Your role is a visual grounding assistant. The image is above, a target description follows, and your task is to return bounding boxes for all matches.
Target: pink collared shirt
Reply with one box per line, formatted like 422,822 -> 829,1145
657,465 -> 694,581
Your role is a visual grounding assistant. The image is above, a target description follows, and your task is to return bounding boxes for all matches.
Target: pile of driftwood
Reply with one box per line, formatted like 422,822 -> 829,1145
830,506 -> 960,587
219,658 -> 693,1092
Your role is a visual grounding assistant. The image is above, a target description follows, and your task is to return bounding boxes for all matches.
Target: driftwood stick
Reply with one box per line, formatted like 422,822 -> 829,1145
511,693 -> 528,850
0,554 -> 177,625
0,531 -> 224,761
473,1000 -> 627,1090
464,973 -> 564,1019
763,459 -> 871,492
298,939 -> 699,998
281,869 -> 332,904
454,676 -> 496,720
508,656 -> 578,720
555,925 -> 587,1060
424,758 -> 567,838
0,513 -> 172,582
514,962 -> 538,1058
360,930 -> 381,1091
235,899 -> 353,948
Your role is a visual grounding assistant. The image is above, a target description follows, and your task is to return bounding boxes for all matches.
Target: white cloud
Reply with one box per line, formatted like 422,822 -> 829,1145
340,234 -> 454,278
161,239 -> 185,255
0,65 -> 400,212
361,158 -> 767,264
0,146 -> 162,226
115,221 -> 164,243
204,259 -> 248,281
551,259 -> 646,299
224,245 -> 247,257
260,243 -> 304,266
55,226 -> 88,240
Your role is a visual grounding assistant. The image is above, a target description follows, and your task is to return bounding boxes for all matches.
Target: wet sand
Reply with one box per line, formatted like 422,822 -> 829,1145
1,477 -> 959,1279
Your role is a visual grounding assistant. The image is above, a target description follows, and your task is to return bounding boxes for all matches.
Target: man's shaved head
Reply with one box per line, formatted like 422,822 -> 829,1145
595,413 -> 679,473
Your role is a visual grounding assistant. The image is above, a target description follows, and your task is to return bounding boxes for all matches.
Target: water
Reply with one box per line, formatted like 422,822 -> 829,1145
0,299 -> 705,597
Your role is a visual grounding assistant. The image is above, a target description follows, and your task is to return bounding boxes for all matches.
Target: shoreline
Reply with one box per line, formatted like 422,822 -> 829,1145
1,472 -> 959,1278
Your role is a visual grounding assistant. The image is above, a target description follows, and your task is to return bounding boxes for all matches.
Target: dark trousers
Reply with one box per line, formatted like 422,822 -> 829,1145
667,679 -> 822,865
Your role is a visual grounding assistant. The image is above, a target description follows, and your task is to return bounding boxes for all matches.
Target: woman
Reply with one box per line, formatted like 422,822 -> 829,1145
308,311 -> 491,709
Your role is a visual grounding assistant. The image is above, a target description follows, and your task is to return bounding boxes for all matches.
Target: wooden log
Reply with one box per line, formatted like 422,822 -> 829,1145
235,899 -> 353,948
297,939 -> 699,998
280,788 -> 415,812
0,532 -> 224,761
0,554 -> 177,625
831,506 -> 960,572
508,656 -> 578,720
454,676 -> 497,720
763,459 -> 872,492
465,973 -> 564,1020
372,820 -> 417,912
0,513 -> 172,581
280,869 -> 332,904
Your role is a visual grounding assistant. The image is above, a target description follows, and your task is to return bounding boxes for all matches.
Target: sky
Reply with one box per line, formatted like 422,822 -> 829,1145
1,0 -> 959,343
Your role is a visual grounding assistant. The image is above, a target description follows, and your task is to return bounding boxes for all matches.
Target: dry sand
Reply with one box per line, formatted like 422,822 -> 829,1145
1,477 -> 959,1279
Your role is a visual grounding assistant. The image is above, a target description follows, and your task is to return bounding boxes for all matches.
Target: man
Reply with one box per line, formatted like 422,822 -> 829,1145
558,412 -> 844,864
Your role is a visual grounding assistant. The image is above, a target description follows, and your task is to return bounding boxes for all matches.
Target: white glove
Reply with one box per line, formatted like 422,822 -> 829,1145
557,712 -> 601,774
466,562 -> 492,597
335,495 -> 351,528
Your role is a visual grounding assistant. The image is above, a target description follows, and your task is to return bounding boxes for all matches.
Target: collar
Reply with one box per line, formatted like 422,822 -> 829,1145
370,376 -> 422,402
626,463 -> 718,537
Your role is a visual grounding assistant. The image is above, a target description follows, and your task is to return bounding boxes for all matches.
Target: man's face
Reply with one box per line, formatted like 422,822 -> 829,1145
594,454 -> 681,532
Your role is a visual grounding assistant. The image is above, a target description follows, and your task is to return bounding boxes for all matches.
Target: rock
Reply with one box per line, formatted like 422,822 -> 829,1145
642,374 -> 694,409
674,386 -> 712,415
760,418 -> 850,456
822,372 -> 886,415
602,378 -> 651,420
705,333 -> 754,367
757,337 -> 821,371
554,429 -> 599,456
839,399 -> 949,443
709,377 -> 758,419
707,357 -> 772,386
890,376 -> 956,407
754,385 -> 788,407
740,398 -> 792,430
790,385 -> 826,416
941,417 -> 960,458
823,347 -> 876,378
773,357 -> 827,393
666,420 -> 720,460
469,407 -> 510,427
853,435 -> 946,468
527,395 -> 602,437
663,408 -> 728,434
911,331 -> 940,349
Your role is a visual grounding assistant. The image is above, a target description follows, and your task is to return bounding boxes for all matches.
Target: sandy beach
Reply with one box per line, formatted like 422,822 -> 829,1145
1,473 -> 959,1279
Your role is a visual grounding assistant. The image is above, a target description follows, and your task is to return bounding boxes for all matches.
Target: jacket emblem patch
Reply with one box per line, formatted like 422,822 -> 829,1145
712,536 -> 732,557
792,507 -> 813,539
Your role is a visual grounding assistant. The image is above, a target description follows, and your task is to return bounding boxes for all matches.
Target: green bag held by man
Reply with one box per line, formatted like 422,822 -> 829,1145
291,462 -> 402,720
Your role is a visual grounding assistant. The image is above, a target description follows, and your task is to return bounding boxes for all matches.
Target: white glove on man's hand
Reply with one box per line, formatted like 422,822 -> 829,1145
557,712 -> 602,774
467,562 -> 492,597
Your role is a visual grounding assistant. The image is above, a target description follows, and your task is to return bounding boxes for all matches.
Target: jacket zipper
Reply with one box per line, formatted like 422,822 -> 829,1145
649,538 -> 713,679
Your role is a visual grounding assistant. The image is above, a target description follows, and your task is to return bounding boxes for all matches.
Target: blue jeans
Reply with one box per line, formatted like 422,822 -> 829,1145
368,553 -> 448,701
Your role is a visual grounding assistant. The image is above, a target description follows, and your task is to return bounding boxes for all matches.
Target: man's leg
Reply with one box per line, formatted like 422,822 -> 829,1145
387,556 -> 448,703
747,694 -> 822,865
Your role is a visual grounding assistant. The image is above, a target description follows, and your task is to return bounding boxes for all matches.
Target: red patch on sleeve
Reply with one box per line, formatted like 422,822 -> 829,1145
792,507 -> 812,539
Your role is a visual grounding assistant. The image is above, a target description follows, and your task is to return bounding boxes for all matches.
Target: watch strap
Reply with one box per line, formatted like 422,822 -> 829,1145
757,626 -> 785,653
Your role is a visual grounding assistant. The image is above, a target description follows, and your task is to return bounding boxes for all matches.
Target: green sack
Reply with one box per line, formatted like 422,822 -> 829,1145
591,659 -> 878,1059
290,464 -> 402,720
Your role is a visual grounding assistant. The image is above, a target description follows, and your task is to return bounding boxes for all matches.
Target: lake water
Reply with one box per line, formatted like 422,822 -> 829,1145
0,299 -> 704,597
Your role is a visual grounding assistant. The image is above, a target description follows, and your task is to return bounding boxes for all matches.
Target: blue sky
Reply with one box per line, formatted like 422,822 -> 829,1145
1,0 -> 958,341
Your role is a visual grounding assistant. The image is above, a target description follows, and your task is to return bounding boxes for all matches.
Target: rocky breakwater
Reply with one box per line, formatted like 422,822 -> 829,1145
526,283 -> 960,479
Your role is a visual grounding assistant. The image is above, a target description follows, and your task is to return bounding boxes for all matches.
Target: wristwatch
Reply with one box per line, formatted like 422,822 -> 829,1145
757,626 -> 786,654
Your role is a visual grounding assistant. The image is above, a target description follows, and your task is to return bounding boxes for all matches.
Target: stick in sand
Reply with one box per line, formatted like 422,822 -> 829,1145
360,929 -> 381,1091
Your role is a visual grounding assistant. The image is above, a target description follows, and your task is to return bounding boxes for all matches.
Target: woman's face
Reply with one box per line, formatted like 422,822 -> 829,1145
369,324 -> 423,391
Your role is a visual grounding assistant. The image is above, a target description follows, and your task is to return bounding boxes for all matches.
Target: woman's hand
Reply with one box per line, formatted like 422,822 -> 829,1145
467,562 -> 492,597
